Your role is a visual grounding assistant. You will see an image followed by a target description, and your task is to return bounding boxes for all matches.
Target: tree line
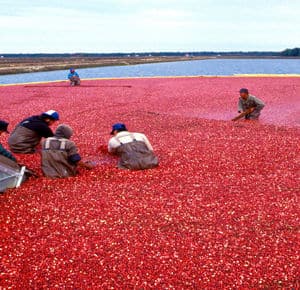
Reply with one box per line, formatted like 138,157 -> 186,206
1,48 -> 299,58
281,48 -> 300,56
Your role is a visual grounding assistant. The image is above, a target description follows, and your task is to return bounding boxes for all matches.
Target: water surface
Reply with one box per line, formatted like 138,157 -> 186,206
0,59 -> 300,85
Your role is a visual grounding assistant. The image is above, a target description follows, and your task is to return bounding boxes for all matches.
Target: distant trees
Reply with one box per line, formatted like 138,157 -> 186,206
1,51 -> 281,58
3,50 -> 300,58
281,48 -> 300,56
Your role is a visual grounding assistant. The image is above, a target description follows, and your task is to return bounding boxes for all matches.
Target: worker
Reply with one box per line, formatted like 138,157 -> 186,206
238,88 -> 265,120
41,124 -> 93,178
0,120 -> 32,192
8,110 -> 59,154
108,123 -> 159,170
68,68 -> 81,86
0,120 -> 19,168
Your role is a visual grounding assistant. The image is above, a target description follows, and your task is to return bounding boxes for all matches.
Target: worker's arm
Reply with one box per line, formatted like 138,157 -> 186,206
67,142 -> 82,165
253,96 -> 265,110
237,98 -> 244,113
33,123 -> 54,138
68,145 -> 94,170
41,127 -> 54,138
78,160 -> 94,169
0,144 -> 17,162
231,108 -> 254,121
68,153 -> 81,164
108,138 -> 118,154
141,134 -> 154,151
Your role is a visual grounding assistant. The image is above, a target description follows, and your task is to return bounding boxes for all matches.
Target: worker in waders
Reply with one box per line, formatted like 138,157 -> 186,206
0,120 -> 19,168
41,124 -> 93,178
0,120 -> 34,192
108,123 -> 159,170
237,88 -> 265,120
8,110 -> 59,154
68,68 -> 81,86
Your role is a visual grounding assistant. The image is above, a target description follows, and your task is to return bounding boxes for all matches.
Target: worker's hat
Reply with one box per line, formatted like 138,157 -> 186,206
239,88 -> 249,94
111,123 -> 127,135
42,110 -> 60,121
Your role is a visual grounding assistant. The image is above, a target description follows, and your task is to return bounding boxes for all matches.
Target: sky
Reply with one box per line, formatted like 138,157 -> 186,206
0,0 -> 299,53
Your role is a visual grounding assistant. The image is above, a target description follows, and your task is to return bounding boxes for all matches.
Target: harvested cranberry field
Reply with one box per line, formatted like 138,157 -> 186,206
0,76 -> 299,288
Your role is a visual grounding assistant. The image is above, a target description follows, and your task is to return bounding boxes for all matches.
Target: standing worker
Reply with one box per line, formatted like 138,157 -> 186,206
41,124 -> 93,178
8,110 -> 59,154
108,123 -> 159,170
234,88 -> 265,120
68,68 -> 81,86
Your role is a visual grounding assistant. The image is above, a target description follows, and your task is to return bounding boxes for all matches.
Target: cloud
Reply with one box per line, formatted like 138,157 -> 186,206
0,0 -> 299,52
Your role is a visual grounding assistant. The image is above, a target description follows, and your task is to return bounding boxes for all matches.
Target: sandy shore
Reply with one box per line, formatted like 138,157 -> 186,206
0,56 -> 211,75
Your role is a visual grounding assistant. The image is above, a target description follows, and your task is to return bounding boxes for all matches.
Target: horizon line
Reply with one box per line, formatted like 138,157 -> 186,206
0,49 -> 295,55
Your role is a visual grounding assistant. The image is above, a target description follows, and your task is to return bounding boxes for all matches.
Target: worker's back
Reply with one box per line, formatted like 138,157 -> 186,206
109,131 -> 159,170
41,137 -> 78,178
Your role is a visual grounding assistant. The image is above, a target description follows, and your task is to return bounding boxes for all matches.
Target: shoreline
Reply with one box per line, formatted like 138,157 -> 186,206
1,74 -> 300,87
0,56 -> 210,76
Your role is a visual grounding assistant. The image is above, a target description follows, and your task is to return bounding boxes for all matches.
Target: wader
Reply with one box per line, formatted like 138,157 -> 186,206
8,126 -> 41,153
245,108 -> 263,120
42,137 -> 77,178
70,76 -> 81,86
115,134 -> 158,170
239,95 -> 265,120
0,155 -> 20,171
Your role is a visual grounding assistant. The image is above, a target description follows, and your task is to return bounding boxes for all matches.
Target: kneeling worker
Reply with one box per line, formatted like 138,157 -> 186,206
68,68 -> 81,86
0,120 -> 18,167
0,121 -> 29,192
8,110 -> 59,154
108,123 -> 159,170
234,88 -> 265,121
41,124 -> 93,178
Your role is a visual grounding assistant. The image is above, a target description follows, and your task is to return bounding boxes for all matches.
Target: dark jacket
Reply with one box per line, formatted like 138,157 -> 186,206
8,115 -> 53,153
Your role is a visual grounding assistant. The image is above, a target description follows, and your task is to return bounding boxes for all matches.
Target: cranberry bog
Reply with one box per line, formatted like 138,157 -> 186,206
0,76 -> 299,288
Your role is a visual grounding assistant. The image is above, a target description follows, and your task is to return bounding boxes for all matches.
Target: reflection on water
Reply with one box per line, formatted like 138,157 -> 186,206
0,59 -> 300,85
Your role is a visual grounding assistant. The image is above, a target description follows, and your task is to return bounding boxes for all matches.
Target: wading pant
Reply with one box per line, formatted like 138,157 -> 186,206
8,126 -> 41,154
70,76 -> 81,86
115,140 -> 159,170
245,107 -> 263,120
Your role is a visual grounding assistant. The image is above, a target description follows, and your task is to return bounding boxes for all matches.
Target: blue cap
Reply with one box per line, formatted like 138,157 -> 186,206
70,68 -> 75,72
111,123 -> 127,135
42,110 -> 60,121
239,88 -> 249,94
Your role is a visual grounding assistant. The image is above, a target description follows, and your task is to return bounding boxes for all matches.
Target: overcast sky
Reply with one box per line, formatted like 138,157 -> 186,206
0,0 -> 299,53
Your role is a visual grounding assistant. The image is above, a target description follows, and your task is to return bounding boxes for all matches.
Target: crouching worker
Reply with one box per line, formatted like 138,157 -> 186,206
0,120 -> 31,192
108,123 -> 159,170
237,88 -> 265,120
8,110 -> 59,154
41,124 -> 93,178
0,120 -> 19,169
68,68 -> 80,86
